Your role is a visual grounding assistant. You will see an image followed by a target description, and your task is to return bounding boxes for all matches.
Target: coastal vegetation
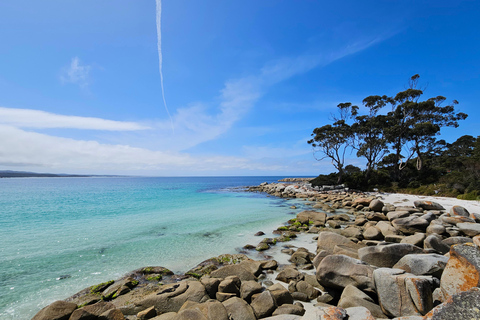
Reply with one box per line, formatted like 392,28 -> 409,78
308,75 -> 478,199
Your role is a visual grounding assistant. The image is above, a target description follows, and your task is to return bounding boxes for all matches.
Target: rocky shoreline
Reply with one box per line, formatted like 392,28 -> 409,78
32,181 -> 480,320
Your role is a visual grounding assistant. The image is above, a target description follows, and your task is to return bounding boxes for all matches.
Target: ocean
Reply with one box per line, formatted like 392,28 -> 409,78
0,176 -> 310,319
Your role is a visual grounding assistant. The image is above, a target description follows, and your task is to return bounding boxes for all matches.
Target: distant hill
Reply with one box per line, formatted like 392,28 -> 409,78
0,170 -> 93,178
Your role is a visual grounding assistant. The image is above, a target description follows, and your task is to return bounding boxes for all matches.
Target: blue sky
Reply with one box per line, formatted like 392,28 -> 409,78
0,0 -> 478,176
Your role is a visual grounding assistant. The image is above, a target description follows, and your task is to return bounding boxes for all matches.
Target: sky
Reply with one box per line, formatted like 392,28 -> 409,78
0,0 -> 478,176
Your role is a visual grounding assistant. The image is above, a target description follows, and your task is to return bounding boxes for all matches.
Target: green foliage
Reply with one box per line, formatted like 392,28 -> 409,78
457,191 -> 480,200
147,275 -> 162,281
277,226 -> 288,231
185,272 -> 202,279
90,280 -> 114,294
308,74 -> 476,197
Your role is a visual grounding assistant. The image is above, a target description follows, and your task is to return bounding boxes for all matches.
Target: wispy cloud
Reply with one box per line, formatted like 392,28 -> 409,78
0,107 -> 150,131
1,36 -> 389,175
60,57 -> 91,88
150,35 -> 388,152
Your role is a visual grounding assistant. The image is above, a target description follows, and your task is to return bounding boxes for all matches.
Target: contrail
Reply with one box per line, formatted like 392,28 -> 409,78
156,0 -> 174,132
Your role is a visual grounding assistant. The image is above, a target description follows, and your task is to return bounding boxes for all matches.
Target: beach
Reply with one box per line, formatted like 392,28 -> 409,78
30,180 -> 480,319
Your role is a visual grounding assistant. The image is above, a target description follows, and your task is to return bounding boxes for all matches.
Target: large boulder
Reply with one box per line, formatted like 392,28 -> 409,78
440,243 -> 480,300
316,254 -> 375,291
376,221 -> 399,237
178,300 -> 229,320
358,243 -> 424,268
457,222 -> 480,237
210,264 -> 256,281
373,268 -> 434,317
296,210 -> 326,226
363,226 -> 383,240
250,291 -> 277,319
316,232 -> 364,254
393,253 -> 449,278
337,285 -> 386,318
218,276 -> 241,296
449,205 -> 470,217
271,304 -> 305,316
122,281 -> 209,315
222,297 -> 256,320
424,287 -> 480,320
240,280 -> 263,303
424,234 -> 450,255
315,306 -> 347,319
70,301 -> 116,320
392,216 -> 429,235
275,267 -> 304,283
414,201 -> 445,211
368,199 -> 384,212
32,301 -> 78,320
344,307 -> 377,320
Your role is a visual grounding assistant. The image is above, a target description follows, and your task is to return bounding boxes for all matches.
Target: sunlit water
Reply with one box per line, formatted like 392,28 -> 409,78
0,176 -> 311,319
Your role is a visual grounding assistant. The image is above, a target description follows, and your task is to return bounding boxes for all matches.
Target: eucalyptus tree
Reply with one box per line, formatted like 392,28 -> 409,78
386,75 -> 467,176
308,103 -> 357,184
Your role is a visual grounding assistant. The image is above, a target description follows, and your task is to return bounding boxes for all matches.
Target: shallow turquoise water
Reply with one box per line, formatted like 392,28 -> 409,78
0,176 -> 308,319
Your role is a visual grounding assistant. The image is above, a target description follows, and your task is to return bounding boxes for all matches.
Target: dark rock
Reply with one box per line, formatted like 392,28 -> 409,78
31,300 -> 78,320
424,235 -> 450,255
255,231 -> 265,236
358,243 -> 424,268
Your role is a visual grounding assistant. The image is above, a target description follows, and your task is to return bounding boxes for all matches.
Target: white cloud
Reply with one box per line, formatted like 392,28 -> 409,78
60,57 -> 91,88
1,37 -> 389,175
0,107 -> 150,131
0,125 -> 298,174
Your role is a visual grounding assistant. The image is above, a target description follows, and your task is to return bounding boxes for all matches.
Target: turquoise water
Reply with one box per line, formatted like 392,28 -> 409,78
0,176 -> 307,319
